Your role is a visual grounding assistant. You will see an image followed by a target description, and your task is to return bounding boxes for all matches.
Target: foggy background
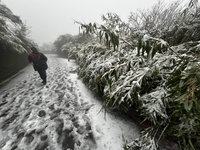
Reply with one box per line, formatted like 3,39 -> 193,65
2,0 -> 183,45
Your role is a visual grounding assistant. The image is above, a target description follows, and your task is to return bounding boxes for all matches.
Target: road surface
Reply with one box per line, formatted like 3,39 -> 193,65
0,54 -> 140,150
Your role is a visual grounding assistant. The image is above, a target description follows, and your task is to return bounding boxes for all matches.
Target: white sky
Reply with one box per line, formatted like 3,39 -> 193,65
2,0 -> 184,45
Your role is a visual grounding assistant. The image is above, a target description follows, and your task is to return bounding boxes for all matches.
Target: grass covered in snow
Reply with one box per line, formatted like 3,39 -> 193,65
54,0 -> 200,149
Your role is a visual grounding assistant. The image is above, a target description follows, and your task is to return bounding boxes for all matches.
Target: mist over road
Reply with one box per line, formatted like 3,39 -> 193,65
0,54 -> 140,150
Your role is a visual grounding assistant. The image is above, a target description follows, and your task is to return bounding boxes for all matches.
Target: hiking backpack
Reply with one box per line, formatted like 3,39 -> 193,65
30,52 -> 41,63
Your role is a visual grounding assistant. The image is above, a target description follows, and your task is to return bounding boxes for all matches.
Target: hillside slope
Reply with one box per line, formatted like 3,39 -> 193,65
0,3 -> 33,83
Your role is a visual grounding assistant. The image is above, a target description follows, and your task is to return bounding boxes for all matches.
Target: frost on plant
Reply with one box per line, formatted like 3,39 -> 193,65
54,0 -> 200,149
124,128 -> 158,150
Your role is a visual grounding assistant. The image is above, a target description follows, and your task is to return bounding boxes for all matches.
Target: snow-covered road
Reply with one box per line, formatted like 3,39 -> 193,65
0,54 -> 140,150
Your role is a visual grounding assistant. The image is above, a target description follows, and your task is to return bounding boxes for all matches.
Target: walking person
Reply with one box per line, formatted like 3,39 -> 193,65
28,47 -> 48,85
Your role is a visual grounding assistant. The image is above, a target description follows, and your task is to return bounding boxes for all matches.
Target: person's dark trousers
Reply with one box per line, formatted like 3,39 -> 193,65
37,69 -> 47,84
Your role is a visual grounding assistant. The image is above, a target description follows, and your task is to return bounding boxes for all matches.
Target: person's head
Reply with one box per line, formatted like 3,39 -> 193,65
31,47 -> 38,53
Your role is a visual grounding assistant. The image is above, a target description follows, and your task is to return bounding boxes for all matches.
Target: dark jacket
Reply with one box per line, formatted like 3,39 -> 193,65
28,52 -> 48,71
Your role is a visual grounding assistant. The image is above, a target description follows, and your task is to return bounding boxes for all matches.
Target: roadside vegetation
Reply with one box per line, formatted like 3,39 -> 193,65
0,3 -> 33,83
54,0 -> 200,149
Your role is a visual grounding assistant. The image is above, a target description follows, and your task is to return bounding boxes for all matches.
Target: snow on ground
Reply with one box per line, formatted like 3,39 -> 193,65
0,54 -> 140,150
